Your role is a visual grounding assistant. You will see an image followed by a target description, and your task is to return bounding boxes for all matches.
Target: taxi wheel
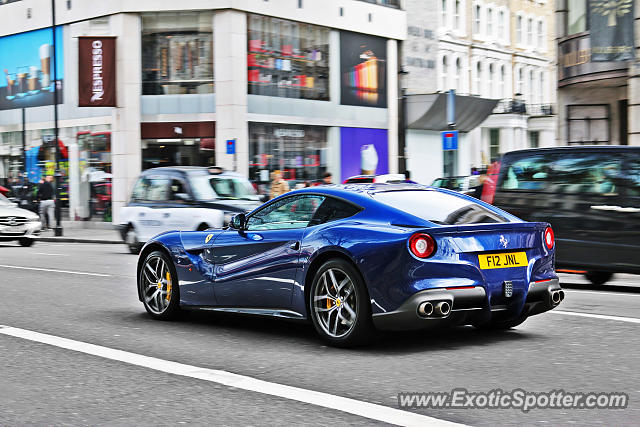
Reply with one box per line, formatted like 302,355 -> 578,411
139,250 -> 180,320
126,226 -> 141,255
585,271 -> 613,286
19,238 -> 34,247
309,259 -> 374,347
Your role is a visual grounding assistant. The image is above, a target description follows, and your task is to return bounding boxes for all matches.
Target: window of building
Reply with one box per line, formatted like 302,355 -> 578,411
489,128 -> 500,161
567,0 -> 587,35
498,10 -> 505,40
516,67 -> 523,95
529,131 -> 539,148
442,0 -> 447,27
567,105 -> 610,144
248,123 -> 329,188
141,12 -> 214,95
474,5 -> 481,34
528,69 -> 534,103
454,57 -> 461,91
487,8 -> 493,37
540,72 -> 545,104
441,56 -> 448,90
527,18 -> 533,46
488,63 -> 494,98
516,15 -> 522,44
500,65 -> 506,98
537,20 -> 544,49
247,14 -> 330,100
475,61 -> 482,96
454,0 -> 461,30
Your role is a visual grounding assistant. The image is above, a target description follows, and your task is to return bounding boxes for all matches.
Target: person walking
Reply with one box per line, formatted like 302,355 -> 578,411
38,175 -> 55,230
269,171 -> 289,200
322,172 -> 333,185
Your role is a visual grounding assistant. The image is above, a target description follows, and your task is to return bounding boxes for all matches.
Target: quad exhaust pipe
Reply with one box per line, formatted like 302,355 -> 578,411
417,301 -> 451,318
550,290 -> 564,304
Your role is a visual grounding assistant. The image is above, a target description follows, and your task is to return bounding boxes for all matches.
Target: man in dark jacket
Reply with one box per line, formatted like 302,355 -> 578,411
38,175 -> 55,229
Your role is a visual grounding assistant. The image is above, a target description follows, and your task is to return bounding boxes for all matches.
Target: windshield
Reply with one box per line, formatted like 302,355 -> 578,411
0,193 -> 12,206
372,190 -> 508,225
190,175 -> 259,201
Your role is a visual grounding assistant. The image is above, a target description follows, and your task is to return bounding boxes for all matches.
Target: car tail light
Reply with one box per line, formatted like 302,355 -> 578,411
409,233 -> 436,258
544,226 -> 554,250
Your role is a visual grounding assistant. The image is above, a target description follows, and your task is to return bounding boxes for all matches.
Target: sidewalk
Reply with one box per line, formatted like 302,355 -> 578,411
34,221 -> 122,244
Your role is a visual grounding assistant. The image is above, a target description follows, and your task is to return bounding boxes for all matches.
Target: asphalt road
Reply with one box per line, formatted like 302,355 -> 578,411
1,241 -> 639,426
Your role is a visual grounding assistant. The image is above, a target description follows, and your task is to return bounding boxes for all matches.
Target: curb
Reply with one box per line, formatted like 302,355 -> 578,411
34,237 -> 123,244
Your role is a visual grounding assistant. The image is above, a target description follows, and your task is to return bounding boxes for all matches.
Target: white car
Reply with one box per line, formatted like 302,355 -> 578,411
118,167 -> 262,254
0,193 -> 42,247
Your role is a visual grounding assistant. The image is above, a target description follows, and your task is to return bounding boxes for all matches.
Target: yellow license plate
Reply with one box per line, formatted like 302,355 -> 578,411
478,252 -> 528,269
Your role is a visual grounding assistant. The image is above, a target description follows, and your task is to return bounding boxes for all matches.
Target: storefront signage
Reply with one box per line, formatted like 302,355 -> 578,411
0,27 -> 64,110
78,37 -> 116,107
589,0 -> 634,62
274,129 -> 305,138
340,31 -> 387,108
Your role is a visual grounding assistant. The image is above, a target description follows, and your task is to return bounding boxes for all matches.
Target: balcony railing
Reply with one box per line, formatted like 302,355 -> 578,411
493,99 -> 555,116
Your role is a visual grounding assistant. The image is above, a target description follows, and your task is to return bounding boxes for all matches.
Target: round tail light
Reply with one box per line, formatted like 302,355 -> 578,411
409,233 -> 436,258
544,226 -> 555,250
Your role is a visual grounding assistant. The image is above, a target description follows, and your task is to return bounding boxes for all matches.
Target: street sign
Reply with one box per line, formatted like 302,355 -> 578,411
226,139 -> 236,155
441,130 -> 458,151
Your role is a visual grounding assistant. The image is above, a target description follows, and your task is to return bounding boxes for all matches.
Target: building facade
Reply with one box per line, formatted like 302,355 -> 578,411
401,0 -> 556,185
0,0 -> 405,223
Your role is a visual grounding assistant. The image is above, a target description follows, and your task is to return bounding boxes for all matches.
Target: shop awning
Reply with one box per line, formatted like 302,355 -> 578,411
406,93 -> 499,132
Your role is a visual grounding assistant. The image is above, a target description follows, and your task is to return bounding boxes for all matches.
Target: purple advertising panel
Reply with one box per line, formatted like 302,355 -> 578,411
340,127 -> 388,181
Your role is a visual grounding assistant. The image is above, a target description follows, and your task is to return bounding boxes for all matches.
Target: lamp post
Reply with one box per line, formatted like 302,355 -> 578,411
51,0 -> 62,236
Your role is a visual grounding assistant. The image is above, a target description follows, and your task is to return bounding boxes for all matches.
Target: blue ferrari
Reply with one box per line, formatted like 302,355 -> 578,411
136,184 -> 563,346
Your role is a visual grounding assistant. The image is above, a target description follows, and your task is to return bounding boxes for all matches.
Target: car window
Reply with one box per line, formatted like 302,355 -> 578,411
500,154 -> 551,191
146,177 -> 171,201
246,195 -> 325,231
169,179 -> 189,201
624,155 -> 640,197
309,197 -> 361,226
131,178 -> 149,202
549,153 -> 621,195
372,190 -> 508,225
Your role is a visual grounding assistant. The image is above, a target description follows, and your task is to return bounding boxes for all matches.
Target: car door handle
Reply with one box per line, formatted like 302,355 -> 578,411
590,205 -> 621,211
289,241 -> 300,250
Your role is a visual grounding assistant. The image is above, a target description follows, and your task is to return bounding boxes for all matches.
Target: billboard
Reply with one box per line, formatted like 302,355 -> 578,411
78,37 -> 116,107
340,127 -> 388,181
589,0 -> 634,62
0,26 -> 64,110
340,31 -> 387,108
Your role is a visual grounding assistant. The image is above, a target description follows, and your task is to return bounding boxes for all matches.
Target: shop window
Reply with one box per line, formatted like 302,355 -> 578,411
529,131 -> 540,148
567,105 -> 610,145
247,14 -> 329,100
141,12 -> 214,95
142,139 -> 215,170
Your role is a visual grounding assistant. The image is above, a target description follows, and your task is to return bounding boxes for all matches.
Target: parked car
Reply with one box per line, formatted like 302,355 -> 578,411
119,167 -> 262,254
431,175 -> 481,196
343,174 -> 407,184
135,184 -> 562,346
483,146 -> 640,285
0,192 -> 42,247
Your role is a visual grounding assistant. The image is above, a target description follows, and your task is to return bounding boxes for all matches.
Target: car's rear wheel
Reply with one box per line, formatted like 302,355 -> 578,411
309,259 -> 373,347
18,238 -> 34,247
585,271 -> 613,286
139,250 -> 180,320
125,225 -> 142,255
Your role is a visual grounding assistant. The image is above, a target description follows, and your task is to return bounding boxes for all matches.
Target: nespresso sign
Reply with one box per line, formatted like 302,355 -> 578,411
78,36 -> 116,107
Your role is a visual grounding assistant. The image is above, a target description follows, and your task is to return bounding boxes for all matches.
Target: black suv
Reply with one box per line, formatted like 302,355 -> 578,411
485,146 -> 640,285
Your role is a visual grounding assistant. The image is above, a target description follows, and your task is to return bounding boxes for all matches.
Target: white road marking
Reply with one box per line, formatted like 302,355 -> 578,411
564,289 -> 640,298
33,252 -> 70,257
550,310 -> 640,324
0,264 -> 110,277
0,325 -> 462,427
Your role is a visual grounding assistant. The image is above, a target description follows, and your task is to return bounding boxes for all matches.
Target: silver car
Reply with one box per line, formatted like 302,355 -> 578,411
0,193 -> 42,247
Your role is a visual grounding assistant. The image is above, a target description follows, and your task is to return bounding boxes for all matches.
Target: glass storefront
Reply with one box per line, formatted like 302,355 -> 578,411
247,14 -> 329,100
141,12 -> 214,95
142,138 -> 216,170
249,123 -> 328,192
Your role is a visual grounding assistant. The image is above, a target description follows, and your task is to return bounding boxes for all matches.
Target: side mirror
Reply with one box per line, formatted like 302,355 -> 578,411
230,213 -> 246,230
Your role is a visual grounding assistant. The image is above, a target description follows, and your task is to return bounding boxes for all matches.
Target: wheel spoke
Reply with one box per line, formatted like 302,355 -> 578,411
145,263 -> 158,281
143,269 -> 155,285
336,277 -> 350,295
343,301 -> 356,320
314,294 -> 335,302
331,309 -> 339,335
337,308 -> 353,326
145,289 -> 160,304
327,269 -> 339,291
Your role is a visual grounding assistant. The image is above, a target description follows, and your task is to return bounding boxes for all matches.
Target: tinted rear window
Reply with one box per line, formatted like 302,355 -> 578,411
372,190 -> 508,225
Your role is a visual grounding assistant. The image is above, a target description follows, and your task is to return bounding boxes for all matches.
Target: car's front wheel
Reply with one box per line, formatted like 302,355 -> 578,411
139,250 -> 180,320
18,238 -> 34,247
309,259 -> 373,347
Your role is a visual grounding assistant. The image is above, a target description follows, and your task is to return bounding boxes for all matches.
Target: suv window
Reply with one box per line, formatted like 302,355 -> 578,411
501,154 -> 552,191
309,197 -> 361,226
549,153 -> 621,195
246,195 -> 325,231
372,190 -> 508,224
626,155 -> 640,197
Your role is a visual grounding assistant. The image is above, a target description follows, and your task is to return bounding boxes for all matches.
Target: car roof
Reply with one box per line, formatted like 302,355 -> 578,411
140,166 -> 246,178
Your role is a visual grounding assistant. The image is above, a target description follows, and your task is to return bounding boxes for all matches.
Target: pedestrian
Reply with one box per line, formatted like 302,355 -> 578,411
322,172 -> 333,185
269,171 -> 289,200
38,175 -> 55,229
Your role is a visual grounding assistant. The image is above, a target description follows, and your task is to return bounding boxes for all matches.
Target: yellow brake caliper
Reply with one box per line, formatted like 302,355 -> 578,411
165,271 -> 172,302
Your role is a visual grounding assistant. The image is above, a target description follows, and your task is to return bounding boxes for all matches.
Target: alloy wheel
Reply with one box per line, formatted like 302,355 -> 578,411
141,254 -> 173,315
312,267 -> 358,338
